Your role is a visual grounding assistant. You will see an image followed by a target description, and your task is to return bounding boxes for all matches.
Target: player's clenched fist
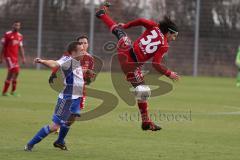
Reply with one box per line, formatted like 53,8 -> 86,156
34,58 -> 42,63
169,71 -> 180,82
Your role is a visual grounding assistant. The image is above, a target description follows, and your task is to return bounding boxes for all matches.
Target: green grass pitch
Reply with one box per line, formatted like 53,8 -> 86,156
0,69 -> 239,160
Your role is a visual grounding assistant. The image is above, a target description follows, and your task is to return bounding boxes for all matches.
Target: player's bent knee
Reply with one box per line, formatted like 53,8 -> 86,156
65,121 -> 74,126
49,123 -> 60,132
65,114 -> 78,126
112,27 -> 127,40
134,85 -> 151,101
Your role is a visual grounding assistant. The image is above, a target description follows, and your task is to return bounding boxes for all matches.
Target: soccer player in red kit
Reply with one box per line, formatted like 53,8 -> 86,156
96,3 -> 180,131
0,21 -> 26,96
77,35 -> 94,109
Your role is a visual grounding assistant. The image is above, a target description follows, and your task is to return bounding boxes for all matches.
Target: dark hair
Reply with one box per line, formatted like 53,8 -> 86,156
13,20 -> 21,24
159,16 -> 178,34
76,35 -> 89,41
67,41 -> 81,53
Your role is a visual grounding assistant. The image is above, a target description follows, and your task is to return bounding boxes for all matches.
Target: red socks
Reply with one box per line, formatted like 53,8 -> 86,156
80,96 -> 86,109
138,101 -> 151,123
11,80 -> 17,93
2,79 -> 17,94
2,80 -> 10,94
99,14 -> 117,31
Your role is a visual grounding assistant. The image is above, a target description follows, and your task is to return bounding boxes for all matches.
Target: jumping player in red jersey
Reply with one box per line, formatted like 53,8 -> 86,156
96,3 -> 180,131
0,21 -> 26,96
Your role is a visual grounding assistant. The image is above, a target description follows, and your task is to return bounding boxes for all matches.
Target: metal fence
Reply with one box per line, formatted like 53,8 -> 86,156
0,0 -> 239,76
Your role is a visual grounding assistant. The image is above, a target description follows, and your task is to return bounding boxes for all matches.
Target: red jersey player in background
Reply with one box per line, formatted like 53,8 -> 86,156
0,21 -> 26,96
76,35 -> 94,109
96,3 -> 180,131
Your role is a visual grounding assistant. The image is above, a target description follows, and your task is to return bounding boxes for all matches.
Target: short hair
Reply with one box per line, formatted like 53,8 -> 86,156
76,35 -> 89,41
67,41 -> 81,53
13,20 -> 21,24
159,16 -> 178,34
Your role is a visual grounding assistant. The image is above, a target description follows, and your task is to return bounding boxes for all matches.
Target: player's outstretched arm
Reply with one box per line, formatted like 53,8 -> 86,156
34,58 -> 60,69
152,62 -> 180,82
152,54 -> 180,82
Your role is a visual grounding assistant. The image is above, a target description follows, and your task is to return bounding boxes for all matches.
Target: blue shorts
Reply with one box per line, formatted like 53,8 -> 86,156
52,97 -> 82,126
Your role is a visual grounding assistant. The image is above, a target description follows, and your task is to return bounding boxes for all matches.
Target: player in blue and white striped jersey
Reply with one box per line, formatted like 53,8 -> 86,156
24,41 -> 87,151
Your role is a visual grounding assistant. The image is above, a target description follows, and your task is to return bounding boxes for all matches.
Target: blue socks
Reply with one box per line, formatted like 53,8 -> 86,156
28,125 -> 51,146
27,124 -> 71,147
56,124 -> 70,144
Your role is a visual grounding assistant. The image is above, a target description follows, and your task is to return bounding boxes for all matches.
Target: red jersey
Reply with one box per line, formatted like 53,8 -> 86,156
123,18 -> 171,76
1,31 -> 23,62
80,53 -> 94,70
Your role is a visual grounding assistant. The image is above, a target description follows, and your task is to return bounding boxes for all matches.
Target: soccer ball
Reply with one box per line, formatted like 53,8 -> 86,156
134,85 -> 151,100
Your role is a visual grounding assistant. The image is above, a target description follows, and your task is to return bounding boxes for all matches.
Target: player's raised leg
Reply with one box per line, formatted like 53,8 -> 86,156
97,3 -> 161,131
96,8 -> 116,31
96,3 -> 127,41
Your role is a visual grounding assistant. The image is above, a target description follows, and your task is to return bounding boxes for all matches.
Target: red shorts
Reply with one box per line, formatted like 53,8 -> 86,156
5,57 -> 20,73
117,37 -> 144,87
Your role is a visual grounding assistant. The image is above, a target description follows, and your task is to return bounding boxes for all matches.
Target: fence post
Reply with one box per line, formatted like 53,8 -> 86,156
193,0 -> 201,76
36,0 -> 44,69
89,0 -> 95,54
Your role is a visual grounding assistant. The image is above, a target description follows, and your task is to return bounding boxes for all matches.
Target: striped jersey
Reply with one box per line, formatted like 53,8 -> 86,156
56,56 -> 84,99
